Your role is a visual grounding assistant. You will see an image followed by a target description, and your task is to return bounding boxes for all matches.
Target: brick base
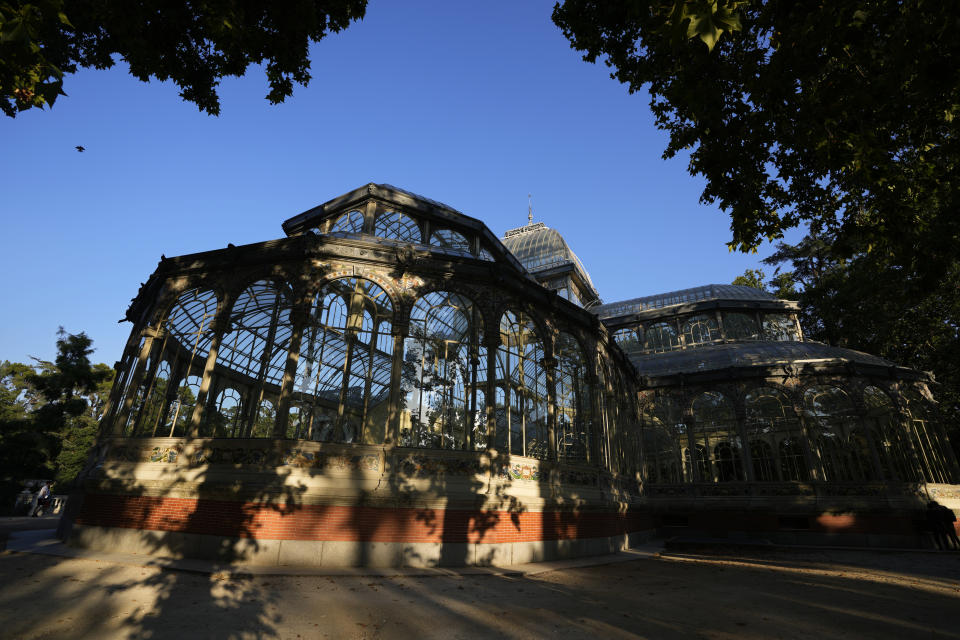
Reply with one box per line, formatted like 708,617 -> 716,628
71,494 -> 657,567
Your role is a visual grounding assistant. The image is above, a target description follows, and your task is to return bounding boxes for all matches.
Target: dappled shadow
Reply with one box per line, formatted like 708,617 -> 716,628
2,546 -> 959,638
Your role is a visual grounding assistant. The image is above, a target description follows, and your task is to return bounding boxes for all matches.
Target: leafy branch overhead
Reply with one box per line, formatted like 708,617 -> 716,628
0,0 -> 367,117
553,1 -> 960,281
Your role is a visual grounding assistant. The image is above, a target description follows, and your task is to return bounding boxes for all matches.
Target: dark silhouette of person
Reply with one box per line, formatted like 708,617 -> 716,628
927,501 -> 960,550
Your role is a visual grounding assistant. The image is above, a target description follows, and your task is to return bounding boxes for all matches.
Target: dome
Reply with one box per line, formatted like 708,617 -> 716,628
501,222 -> 599,300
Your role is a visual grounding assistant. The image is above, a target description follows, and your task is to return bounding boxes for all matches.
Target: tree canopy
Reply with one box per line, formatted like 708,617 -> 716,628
553,1 -> 960,280
0,330 -> 113,509
1,0 -> 367,116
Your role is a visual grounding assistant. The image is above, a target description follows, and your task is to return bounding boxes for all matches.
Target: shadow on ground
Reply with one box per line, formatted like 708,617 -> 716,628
2,539 -> 959,639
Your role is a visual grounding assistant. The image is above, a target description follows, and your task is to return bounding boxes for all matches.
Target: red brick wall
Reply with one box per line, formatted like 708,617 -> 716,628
75,494 -> 655,543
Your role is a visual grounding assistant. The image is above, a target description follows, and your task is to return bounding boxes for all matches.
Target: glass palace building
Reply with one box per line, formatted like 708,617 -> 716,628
64,184 -> 960,566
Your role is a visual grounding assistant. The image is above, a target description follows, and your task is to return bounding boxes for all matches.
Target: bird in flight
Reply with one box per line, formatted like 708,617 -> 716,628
75,145 -> 85,152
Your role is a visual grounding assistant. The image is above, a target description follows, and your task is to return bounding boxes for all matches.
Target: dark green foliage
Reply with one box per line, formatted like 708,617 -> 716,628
731,268 -> 766,291
0,330 -> 113,510
1,0 -> 367,116
553,1 -> 960,281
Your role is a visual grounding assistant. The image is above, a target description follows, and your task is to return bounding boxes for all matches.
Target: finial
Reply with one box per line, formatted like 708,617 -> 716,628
528,193 -> 533,225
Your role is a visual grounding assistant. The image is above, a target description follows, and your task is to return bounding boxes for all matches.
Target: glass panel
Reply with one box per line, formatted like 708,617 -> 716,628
723,312 -> 760,340
291,278 -> 394,443
682,314 -> 720,347
641,395 -> 686,483
430,229 -> 472,255
495,310 -> 548,458
212,280 -> 295,438
746,386 -> 808,481
556,332 -> 591,462
692,391 -> 743,482
644,322 -> 680,353
127,288 -> 218,437
329,210 -> 365,234
762,313 -> 799,341
804,385 -> 874,481
210,387 -> 243,438
374,211 -> 421,243
400,290 -> 485,450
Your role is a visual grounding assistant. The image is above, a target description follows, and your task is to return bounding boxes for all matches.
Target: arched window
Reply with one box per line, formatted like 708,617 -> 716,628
430,229 -> 472,255
211,387 -> 243,437
495,310 -> 548,458
613,327 -> 643,358
127,288 -> 218,437
167,375 -> 202,437
291,278 -> 394,444
682,315 -> 720,347
692,391 -> 743,482
213,280 -> 295,438
641,394 -> 686,483
329,210 -> 365,234
644,322 -> 679,353
746,387 -> 807,481
556,332 -> 592,462
400,291 -> 486,450
374,211 -> 421,243
723,312 -> 760,340
804,385 -> 873,482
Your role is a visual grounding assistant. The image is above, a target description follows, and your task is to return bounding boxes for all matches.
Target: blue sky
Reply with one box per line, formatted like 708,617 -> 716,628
0,0 -> 799,366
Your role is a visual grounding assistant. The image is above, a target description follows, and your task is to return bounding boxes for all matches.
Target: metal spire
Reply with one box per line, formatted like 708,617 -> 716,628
528,193 -> 533,225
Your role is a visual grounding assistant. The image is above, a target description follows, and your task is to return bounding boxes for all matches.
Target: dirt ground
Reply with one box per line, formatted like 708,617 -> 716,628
0,527 -> 958,640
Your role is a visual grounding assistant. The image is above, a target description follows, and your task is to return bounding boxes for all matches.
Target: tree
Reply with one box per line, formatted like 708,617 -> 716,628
0,330 -> 113,509
1,0 -> 367,117
731,267 -> 766,291
552,1 -> 960,281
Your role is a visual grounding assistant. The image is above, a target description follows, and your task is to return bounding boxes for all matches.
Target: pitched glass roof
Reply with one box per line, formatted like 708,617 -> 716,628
500,223 -> 599,297
627,341 -> 892,377
594,284 -> 776,319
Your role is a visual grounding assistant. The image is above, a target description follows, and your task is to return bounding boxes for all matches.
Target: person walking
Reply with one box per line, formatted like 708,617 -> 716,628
31,481 -> 52,517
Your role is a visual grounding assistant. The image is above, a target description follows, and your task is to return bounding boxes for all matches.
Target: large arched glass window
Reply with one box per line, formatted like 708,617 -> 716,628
644,322 -> 679,353
289,279 -> 392,443
641,395 -> 686,483
210,387 -> 243,437
745,387 -> 808,481
127,288 -> 218,437
863,386 -> 918,482
400,291 -> 487,450
723,312 -> 760,340
692,392 -> 743,482
374,211 -> 421,243
211,280 -> 295,438
494,310 -> 548,458
290,277 -> 394,444
329,210 -> 365,235
430,229 -> 472,255
804,385 -> 873,482
682,315 -> 720,347
556,332 -> 592,462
